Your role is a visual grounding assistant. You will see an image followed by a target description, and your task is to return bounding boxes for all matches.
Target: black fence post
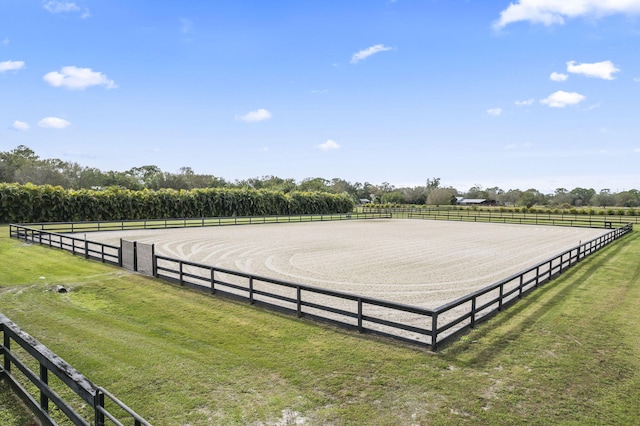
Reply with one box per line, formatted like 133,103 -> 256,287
95,390 -> 105,426
133,241 -> 138,272
210,268 -> 216,294
3,331 -> 10,373
296,287 -> 302,317
249,277 -> 254,305
431,313 -> 438,351
152,244 -> 157,277
357,298 -> 363,333
470,298 -> 476,328
518,274 -> 523,299
39,364 -> 49,413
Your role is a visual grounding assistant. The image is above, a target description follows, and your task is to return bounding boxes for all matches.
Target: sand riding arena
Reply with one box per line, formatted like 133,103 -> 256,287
86,219 -> 608,310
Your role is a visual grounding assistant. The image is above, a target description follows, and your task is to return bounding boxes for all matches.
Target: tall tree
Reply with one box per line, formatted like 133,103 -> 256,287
570,187 -> 596,206
0,145 -> 40,182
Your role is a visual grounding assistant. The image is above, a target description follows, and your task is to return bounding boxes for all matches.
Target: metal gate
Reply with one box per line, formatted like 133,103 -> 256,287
120,239 -> 154,276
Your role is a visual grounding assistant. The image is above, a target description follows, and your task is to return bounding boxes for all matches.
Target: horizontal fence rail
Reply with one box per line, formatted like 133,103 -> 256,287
8,216 -> 633,351
430,223 -> 633,347
154,254 -> 438,346
0,314 -> 151,426
15,212 -> 392,234
407,211 -> 628,228
363,206 -> 640,226
9,224 -> 121,265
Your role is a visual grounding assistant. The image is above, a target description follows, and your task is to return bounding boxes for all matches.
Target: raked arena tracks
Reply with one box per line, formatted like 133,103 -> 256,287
85,219 -> 608,309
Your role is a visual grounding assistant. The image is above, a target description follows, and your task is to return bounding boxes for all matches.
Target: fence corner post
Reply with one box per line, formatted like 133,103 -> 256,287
431,313 -> 438,351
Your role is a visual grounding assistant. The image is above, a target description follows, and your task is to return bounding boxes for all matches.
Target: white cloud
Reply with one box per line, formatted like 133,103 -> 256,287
550,72 -> 568,81
317,139 -> 340,151
515,98 -> 535,106
540,90 -> 586,108
43,66 -> 117,89
43,1 -> 90,17
350,44 -> 392,64
566,60 -> 620,80
487,108 -> 503,117
237,108 -> 272,122
494,0 -> 640,29
1,38 -> 9,46
38,117 -> 71,129
11,120 -> 29,131
0,60 -> 25,72
634,76 -> 640,82
43,1 -> 79,13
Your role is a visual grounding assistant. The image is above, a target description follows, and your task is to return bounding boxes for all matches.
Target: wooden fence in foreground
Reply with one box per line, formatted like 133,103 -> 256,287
9,214 -> 632,350
0,314 -> 151,426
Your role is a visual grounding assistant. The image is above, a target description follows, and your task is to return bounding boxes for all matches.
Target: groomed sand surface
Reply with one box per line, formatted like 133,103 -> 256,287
85,219 -> 607,309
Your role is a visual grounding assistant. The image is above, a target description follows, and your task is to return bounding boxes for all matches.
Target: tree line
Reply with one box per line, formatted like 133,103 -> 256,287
0,183 -> 354,223
2,145 -> 639,208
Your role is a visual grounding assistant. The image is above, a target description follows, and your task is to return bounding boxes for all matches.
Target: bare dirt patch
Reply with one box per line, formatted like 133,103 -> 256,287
85,219 -> 606,309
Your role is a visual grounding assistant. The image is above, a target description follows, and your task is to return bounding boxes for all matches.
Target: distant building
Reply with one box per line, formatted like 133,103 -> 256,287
359,199 -> 371,204
455,197 -> 496,206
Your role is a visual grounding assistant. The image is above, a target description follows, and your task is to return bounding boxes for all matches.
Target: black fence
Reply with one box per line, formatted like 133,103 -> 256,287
363,206 -> 640,226
8,216 -> 633,350
15,212 -> 391,234
153,253 -> 436,346
150,223 -> 633,349
9,224 -> 121,266
0,314 -> 151,426
430,223 -> 632,346
407,210 -> 635,228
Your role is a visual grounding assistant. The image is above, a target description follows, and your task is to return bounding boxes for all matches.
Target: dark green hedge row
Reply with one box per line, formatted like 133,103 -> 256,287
0,183 -> 355,223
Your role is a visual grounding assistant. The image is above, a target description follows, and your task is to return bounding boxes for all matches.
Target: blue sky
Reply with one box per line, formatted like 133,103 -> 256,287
2,0 -> 640,193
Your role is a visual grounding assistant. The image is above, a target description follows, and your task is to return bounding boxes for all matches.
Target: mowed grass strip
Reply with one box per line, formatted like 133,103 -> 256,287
1,225 -> 640,425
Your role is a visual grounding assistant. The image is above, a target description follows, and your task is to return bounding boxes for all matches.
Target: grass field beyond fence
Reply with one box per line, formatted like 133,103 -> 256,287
2,225 -> 640,424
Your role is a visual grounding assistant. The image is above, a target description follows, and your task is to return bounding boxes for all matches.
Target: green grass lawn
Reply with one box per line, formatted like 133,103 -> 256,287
1,225 -> 640,425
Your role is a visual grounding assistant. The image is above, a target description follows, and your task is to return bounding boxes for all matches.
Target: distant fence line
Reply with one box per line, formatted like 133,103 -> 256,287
15,212 -> 391,234
363,206 -> 640,225
9,213 -> 633,350
0,314 -> 151,426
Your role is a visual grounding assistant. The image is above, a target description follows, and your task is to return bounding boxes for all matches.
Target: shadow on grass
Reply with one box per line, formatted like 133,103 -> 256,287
441,231 -> 639,365
0,380 -> 37,426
